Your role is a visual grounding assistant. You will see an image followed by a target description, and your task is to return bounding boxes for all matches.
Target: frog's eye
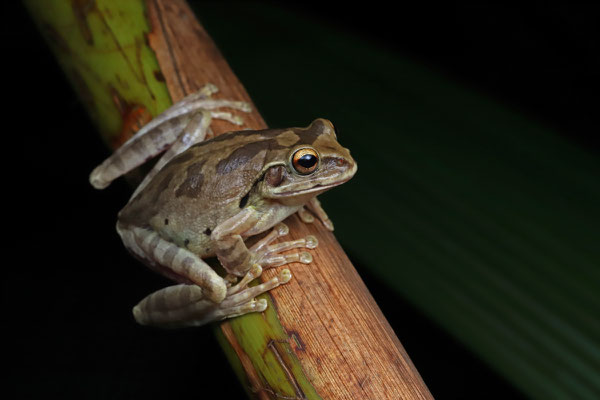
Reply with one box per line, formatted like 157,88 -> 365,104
291,148 -> 319,175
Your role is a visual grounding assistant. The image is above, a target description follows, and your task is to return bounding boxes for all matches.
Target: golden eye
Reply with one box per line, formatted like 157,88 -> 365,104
291,148 -> 319,175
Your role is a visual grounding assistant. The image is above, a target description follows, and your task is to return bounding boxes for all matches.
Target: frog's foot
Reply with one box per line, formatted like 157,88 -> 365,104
297,197 -> 334,231
297,206 -> 315,224
133,265 -> 290,328
250,223 -> 318,268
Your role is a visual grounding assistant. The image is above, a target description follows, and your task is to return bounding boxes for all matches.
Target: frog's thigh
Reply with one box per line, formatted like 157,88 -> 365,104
133,283 -> 205,327
133,265 -> 291,328
118,223 -> 227,303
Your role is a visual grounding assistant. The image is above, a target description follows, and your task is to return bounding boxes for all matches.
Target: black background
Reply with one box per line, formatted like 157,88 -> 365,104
4,2 -> 598,399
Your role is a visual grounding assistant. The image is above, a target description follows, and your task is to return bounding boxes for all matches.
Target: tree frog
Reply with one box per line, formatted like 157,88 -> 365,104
90,84 -> 357,328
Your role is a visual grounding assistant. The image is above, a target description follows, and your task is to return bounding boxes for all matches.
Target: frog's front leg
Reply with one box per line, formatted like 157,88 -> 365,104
133,265 -> 291,328
297,197 -> 334,231
212,208 -> 317,277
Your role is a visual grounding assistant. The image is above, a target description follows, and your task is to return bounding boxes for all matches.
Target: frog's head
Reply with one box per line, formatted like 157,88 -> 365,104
258,119 -> 357,201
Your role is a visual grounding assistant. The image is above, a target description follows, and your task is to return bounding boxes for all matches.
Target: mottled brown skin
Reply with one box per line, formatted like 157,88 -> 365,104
119,118 -> 355,265
92,89 -> 356,326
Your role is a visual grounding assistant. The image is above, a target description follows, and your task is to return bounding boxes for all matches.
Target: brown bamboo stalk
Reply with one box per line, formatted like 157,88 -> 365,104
23,0 -> 431,396
144,2 -> 432,398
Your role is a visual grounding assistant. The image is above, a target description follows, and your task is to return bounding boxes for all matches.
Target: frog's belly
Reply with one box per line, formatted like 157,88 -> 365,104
149,209 -> 217,257
152,202 -> 300,258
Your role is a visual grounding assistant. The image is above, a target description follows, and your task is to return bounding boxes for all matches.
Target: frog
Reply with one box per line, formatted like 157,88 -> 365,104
89,84 -> 357,328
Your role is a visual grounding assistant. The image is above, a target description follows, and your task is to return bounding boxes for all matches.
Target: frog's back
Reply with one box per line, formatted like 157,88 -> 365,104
118,129 -> 280,255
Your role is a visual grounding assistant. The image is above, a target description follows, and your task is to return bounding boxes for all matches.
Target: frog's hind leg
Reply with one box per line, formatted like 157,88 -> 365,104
133,265 -> 290,328
128,111 -> 210,199
89,84 -> 251,190
117,222 -> 227,303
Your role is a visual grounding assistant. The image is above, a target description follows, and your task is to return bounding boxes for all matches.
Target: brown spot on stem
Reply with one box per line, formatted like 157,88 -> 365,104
266,340 -> 307,399
153,70 -> 166,82
287,330 -> 306,352
71,0 -> 96,45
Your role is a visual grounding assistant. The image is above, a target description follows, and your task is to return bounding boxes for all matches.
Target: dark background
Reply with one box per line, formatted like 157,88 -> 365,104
4,2 -> 598,399
285,2 -> 599,152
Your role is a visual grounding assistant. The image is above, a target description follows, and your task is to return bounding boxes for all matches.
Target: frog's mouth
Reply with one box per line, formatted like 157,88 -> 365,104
271,175 -> 354,197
